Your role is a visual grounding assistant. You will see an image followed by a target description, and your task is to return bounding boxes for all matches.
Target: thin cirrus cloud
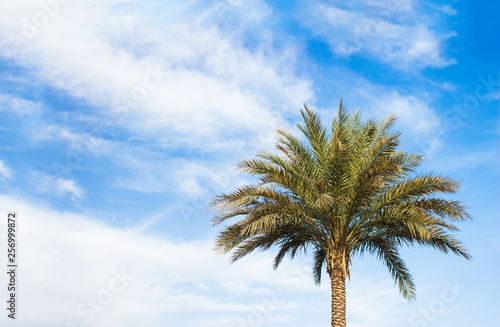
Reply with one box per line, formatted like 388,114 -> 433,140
0,194 -> 320,327
30,171 -> 85,200
0,160 -> 14,181
310,67 -> 444,155
0,93 -> 43,116
0,0 -> 447,198
0,0 -> 312,152
0,0 -> 313,204
298,0 -> 456,69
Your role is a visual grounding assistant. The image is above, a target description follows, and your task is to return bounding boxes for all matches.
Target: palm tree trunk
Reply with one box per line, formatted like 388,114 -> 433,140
330,269 -> 346,327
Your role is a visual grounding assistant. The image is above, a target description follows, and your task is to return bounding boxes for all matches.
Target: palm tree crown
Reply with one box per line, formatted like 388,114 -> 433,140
209,100 -> 471,326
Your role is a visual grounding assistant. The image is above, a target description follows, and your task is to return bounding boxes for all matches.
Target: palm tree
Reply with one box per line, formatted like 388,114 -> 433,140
208,100 -> 471,327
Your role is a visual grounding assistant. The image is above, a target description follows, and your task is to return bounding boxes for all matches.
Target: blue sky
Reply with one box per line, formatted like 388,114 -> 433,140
0,0 -> 498,326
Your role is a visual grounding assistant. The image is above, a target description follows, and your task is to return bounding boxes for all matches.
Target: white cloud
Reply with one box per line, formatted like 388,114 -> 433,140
112,152 -> 248,197
424,146 -> 500,174
30,171 -> 85,199
299,0 -> 456,69
313,68 -> 443,154
361,91 -> 443,155
0,93 -> 43,116
0,160 -> 14,180
0,0 -> 312,152
347,275 -> 405,327
32,125 -> 114,157
0,194 -> 322,327
0,1 -> 311,202
429,3 -> 458,15
376,92 -> 441,135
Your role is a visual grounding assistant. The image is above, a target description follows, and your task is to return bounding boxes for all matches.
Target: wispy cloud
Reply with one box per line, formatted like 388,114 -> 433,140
312,68 -> 444,154
30,171 -> 85,200
0,160 -> 14,180
0,194 -> 322,327
424,145 -> 500,174
0,0 -> 312,153
0,93 -> 42,116
299,0 -> 456,69
371,92 -> 442,136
